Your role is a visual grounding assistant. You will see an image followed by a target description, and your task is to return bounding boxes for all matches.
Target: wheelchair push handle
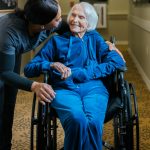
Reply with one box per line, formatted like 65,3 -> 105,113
42,71 -> 49,83
109,35 -> 127,72
110,36 -> 116,45
117,67 -> 127,73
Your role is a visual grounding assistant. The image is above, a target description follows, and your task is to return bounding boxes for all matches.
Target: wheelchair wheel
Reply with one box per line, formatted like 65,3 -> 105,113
30,96 -> 57,150
36,103 -> 57,150
113,80 -> 139,150
36,103 -> 46,150
113,114 -> 120,150
126,82 -> 139,150
124,80 -> 133,150
30,99 -> 47,150
30,93 -> 38,150
123,81 -> 139,150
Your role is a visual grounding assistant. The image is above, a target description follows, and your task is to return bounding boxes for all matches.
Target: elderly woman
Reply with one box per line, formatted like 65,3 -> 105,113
24,2 -> 125,150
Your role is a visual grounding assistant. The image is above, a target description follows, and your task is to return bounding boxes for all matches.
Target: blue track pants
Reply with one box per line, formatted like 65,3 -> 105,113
52,80 -> 109,150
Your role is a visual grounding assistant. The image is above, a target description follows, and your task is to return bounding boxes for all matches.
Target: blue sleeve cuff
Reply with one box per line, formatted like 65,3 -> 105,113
41,62 -> 53,71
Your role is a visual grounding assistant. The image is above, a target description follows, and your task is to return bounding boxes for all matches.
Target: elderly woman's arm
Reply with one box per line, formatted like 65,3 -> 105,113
72,32 -> 125,82
24,37 -> 71,80
72,50 -> 125,82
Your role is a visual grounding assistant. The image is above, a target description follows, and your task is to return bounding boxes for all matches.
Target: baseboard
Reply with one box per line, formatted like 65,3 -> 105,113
128,48 -> 150,90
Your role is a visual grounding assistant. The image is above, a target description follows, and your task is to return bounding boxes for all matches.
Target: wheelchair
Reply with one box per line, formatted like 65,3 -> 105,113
30,38 -> 139,150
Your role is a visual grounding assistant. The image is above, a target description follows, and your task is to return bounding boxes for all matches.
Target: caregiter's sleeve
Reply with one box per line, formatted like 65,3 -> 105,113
0,29 -> 33,91
24,37 -> 55,78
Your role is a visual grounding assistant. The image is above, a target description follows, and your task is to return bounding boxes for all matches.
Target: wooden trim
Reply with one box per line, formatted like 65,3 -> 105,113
0,9 -> 15,13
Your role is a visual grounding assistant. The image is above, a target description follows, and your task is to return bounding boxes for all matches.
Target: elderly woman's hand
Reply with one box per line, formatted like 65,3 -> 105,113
106,41 -> 125,62
31,82 -> 56,105
50,62 -> 72,80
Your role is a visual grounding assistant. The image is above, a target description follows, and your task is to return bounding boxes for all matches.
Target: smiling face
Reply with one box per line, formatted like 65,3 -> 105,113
68,4 -> 88,38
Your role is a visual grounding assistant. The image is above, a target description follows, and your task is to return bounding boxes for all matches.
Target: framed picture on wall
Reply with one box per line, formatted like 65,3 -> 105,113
94,3 -> 107,28
0,0 -> 17,12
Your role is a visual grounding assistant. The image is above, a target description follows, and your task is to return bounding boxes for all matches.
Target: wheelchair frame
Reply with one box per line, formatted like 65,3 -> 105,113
103,69 -> 139,150
31,73 -> 57,150
30,68 -> 139,150
30,36 -> 139,150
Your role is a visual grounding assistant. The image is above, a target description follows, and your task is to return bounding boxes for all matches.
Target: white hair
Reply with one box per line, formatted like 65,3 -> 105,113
67,2 -> 98,31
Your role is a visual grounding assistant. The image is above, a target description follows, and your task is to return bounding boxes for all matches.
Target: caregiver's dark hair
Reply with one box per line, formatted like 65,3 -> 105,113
24,0 -> 58,25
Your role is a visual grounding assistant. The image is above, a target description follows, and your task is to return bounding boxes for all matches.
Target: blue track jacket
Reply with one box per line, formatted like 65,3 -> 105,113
24,30 -> 125,89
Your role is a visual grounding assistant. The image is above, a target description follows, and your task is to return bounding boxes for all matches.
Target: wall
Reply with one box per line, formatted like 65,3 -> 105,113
104,0 -> 129,43
59,0 -> 79,15
17,0 -> 26,9
128,1 -> 150,89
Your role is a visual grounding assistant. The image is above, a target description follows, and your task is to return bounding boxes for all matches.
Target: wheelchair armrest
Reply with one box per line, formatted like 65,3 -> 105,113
104,66 -> 127,123
110,35 -> 116,44
109,35 -> 127,75
117,66 -> 127,73
104,96 -> 122,123
116,66 -> 127,84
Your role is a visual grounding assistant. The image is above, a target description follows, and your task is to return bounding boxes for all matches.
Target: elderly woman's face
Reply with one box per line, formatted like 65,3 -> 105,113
68,4 -> 88,36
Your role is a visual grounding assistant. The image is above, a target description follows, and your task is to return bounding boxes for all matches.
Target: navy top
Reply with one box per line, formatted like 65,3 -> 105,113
0,13 -> 69,91
24,30 -> 125,90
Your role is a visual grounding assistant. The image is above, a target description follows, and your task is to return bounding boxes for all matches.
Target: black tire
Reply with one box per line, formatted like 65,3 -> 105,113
30,94 -> 37,150
113,80 -> 133,150
36,103 -> 57,150
129,83 -> 140,150
113,114 -> 120,150
31,72 -> 58,150
36,103 -> 45,150
123,81 -> 139,150
124,80 -> 133,150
